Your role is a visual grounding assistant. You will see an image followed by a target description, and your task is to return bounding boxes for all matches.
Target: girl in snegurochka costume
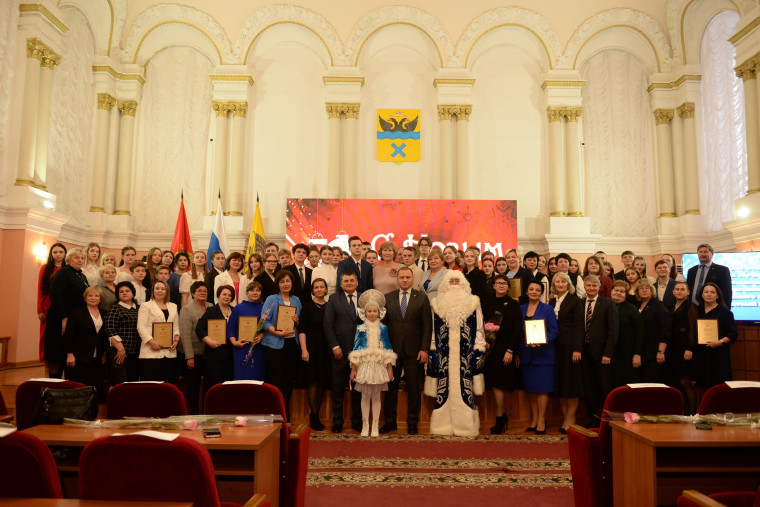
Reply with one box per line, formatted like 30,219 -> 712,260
349,289 -> 397,437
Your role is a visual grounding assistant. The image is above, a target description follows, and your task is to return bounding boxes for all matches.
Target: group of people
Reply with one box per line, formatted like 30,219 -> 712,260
37,237 -> 736,435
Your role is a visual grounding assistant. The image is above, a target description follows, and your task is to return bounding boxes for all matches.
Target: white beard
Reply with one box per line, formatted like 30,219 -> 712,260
432,288 -> 479,330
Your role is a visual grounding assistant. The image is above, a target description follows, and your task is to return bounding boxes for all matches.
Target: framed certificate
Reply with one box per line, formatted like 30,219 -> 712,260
525,319 -> 547,345
238,316 -> 259,343
276,305 -> 297,333
152,322 -> 174,348
208,319 -> 227,345
697,319 -> 719,345
508,278 -> 522,300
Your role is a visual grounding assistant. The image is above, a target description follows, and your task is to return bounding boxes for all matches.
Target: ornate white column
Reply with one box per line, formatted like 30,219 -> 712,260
16,39 -> 45,187
343,104 -> 359,198
654,109 -> 676,217
564,107 -> 582,216
677,102 -> 700,214
455,105 -> 472,199
113,100 -> 138,215
33,47 -> 60,189
212,101 -> 231,212
737,59 -> 760,194
547,106 -> 565,216
438,106 -> 453,199
90,93 -> 116,213
227,101 -> 247,216
326,104 -> 341,198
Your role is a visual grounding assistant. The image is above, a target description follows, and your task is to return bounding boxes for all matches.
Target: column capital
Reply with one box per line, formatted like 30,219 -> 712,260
325,103 -> 360,119
677,102 -> 695,119
563,106 -> 582,122
97,93 -> 116,110
344,104 -> 360,119
212,101 -> 232,117
117,100 -> 138,117
453,105 -> 472,120
547,106 -> 564,122
40,50 -> 61,69
735,52 -> 760,80
230,101 -> 248,118
438,105 -> 471,120
26,38 -> 59,65
654,108 -> 674,125
326,103 -> 343,119
438,105 -> 454,120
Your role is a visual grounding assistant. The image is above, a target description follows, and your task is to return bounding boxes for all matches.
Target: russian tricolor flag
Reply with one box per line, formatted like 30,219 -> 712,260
207,195 -> 229,270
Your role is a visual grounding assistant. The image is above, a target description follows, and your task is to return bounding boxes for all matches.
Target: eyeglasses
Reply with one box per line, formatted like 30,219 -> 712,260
494,281 -> 508,286
266,260 -> 277,263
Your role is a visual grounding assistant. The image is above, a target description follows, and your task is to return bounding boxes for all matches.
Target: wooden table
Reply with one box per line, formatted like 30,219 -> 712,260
611,421 -> 760,506
23,423 -> 281,507
0,500 -> 192,507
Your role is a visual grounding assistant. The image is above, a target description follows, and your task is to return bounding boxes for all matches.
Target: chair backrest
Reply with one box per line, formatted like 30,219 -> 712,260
80,434 -> 221,507
106,382 -> 188,419
599,385 -> 684,506
15,379 -> 86,430
0,431 -> 63,498
204,382 -> 290,463
698,384 -> 760,415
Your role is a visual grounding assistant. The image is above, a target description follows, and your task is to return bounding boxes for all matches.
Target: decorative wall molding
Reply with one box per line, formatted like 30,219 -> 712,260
123,4 -> 232,64
345,6 -> 453,67
233,4 -> 342,65
452,7 -> 562,68
563,8 -> 674,72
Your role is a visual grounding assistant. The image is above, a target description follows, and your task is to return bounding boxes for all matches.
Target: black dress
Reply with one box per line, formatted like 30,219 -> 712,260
551,293 -> 585,398
464,267 -> 488,303
196,305 -> 233,390
45,265 -> 89,364
639,298 -> 672,383
483,294 -> 522,391
696,305 -> 737,387
667,302 -> 698,383
612,301 -> 643,387
299,299 -> 331,386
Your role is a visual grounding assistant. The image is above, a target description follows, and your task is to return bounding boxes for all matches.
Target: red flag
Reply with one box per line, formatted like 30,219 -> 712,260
171,196 -> 193,254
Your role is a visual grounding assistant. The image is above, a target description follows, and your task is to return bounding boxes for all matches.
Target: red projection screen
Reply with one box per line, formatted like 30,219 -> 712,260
285,199 -> 517,257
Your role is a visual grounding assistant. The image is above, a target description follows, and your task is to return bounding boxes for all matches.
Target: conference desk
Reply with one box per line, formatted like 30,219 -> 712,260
22,423 -> 281,507
611,421 -> 760,506
0,500 -> 192,507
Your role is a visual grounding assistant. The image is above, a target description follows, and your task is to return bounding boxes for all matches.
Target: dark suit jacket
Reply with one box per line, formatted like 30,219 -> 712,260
64,306 -> 107,364
283,264 -> 312,302
383,289 -> 432,357
323,290 -> 361,355
639,297 -> 672,361
686,263 -> 732,307
550,293 -> 584,353
656,278 -> 677,311
580,296 -> 619,361
336,257 -> 373,294
614,270 -> 626,281
254,272 -> 278,301
463,268 -> 488,303
204,269 -> 223,304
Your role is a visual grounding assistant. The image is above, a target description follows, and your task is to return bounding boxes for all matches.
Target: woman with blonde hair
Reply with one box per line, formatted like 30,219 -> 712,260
137,280 -> 180,383
65,286 -> 107,390
180,251 -> 209,307
422,250 -> 449,302
82,242 -> 102,286
373,241 -> 403,294
635,280 -> 671,383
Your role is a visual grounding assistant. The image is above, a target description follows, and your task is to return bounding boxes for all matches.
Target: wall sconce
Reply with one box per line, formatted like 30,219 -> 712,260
34,242 -> 48,264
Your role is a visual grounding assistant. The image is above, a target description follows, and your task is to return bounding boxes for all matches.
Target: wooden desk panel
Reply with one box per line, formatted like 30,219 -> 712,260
23,423 -> 280,507
611,421 -> 760,506
0,500 -> 192,507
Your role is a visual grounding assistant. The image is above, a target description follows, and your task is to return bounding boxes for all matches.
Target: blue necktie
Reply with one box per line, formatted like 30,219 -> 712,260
401,291 -> 408,318
349,294 -> 356,317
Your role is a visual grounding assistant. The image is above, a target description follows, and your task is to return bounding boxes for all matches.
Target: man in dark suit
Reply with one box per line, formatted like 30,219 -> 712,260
380,266 -> 432,434
282,243 -> 312,301
654,259 -> 677,310
580,276 -> 619,425
337,235 -> 373,294
687,243 -> 732,307
613,250 -> 635,281
415,236 -> 432,272
323,271 -> 363,433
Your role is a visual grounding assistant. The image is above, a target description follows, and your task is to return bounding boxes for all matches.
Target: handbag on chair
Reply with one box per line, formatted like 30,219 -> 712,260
32,386 -> 98,425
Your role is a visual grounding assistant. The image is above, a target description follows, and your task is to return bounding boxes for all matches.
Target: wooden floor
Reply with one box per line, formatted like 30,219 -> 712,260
0,364 -> 588,435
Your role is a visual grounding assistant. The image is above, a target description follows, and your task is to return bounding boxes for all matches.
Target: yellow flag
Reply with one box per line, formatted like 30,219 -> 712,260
244,196 -> 266,274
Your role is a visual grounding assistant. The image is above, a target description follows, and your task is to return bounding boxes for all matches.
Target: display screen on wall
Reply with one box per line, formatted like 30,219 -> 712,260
682,252 -> 760,322
286,198 -> 517,257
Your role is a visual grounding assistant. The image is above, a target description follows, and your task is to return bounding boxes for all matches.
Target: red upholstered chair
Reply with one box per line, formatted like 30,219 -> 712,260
106,382 -> 188,419
568,385 -> 684,507
0,431 -> 63,498
205,382 -> 310,507
79,433 -> 263,507
15,379 -> 86,430
698,383 -> 760,415
678,487 -> 760,507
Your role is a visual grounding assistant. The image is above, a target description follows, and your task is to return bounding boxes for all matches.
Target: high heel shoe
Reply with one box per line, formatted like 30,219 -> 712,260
490,414 -> 509,434
535,429 -> 546,435
309,413 -> 325,431
525,426 -> 536,432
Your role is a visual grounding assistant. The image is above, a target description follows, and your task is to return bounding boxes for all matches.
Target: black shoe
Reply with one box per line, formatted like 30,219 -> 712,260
379,423 -> 397,434
525,426 -> 536,432
407,424 -> 418,435
490,414 -> 508,435
351,423 -> 363,433
310,413 -> 325,431
331,425 -> 342,434
535,429 -> 546,435
559,428 -> 567,435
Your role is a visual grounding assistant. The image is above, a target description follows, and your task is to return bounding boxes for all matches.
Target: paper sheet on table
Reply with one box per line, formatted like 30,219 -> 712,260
0,426 -> 17,438
627,383 -> 669,389
725,381 -> 760,389
223,380 -> 263,385
123,381 -> 164,384
112,430 -> 179,441
29,378 -> 67,382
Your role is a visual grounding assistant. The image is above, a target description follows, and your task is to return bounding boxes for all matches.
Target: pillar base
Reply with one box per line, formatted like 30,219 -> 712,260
545,216 -> 602,253
8,184 -> 57,213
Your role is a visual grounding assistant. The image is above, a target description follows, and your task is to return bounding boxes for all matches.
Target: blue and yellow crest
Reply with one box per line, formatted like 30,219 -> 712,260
377,109 -> 420,164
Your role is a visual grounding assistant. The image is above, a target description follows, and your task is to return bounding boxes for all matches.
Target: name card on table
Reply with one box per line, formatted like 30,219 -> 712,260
725,381 -> 760,389
627,383 -> 669,389
113,430 -> 179,441
223,380 -> 264,385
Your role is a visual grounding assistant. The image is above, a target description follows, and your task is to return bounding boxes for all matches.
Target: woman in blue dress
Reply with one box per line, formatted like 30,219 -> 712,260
228,281 -> 266,381
518,279 -> 559,434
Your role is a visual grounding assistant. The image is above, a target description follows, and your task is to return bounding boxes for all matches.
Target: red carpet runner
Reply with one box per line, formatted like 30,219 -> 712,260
306,434 -> 573,506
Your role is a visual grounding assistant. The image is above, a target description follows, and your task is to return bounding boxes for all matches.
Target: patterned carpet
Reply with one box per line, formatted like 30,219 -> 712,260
306,433 -> 574,506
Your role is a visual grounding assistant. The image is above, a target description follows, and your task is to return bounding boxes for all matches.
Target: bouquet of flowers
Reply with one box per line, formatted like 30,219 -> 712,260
483,312 -> 502,357
244,314 -> 268,367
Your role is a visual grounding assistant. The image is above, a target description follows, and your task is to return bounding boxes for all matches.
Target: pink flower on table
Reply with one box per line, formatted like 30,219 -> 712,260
235,416 -> 247,427
184,419 -> 198,430
484,323 -> 500,332
624,412 -> 640,423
